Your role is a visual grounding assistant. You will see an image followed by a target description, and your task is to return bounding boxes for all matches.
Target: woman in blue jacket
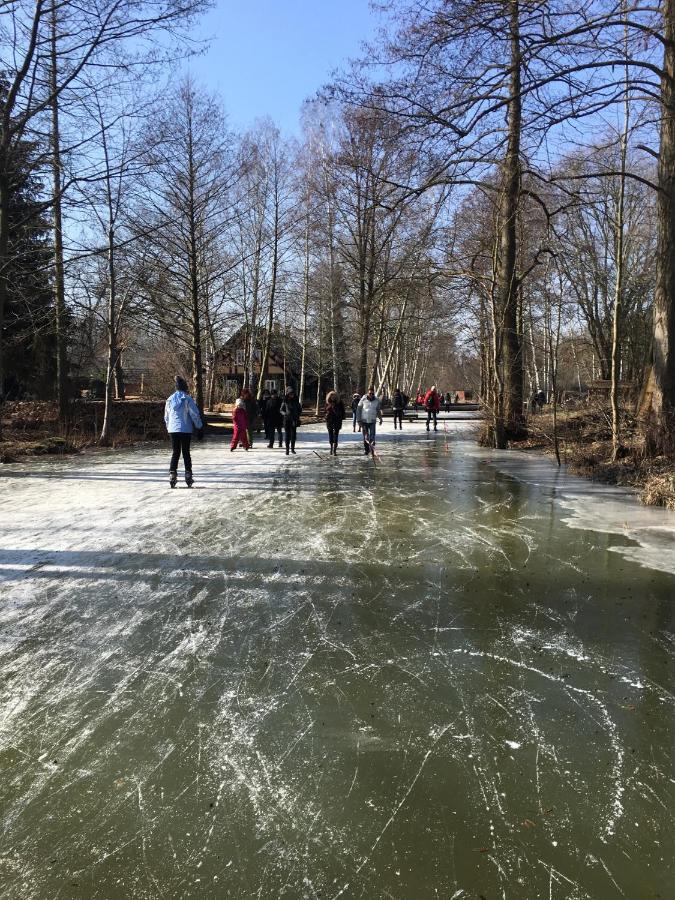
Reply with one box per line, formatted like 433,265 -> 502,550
164,376 -> 203,487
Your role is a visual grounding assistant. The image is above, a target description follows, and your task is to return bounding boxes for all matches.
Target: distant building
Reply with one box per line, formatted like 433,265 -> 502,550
218,324 -> 329,401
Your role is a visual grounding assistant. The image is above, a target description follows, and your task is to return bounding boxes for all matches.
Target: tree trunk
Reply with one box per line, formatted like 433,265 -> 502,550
257,188 -> 279,401
114,354 -> 125,400
315,287 -> 323,415
496,0 -> 524,445
246,231 -> 262,391
357,210 -> 376,393
299,211 -> 310,405
185,102 -> 204,415
327,199 -> 339,393
0,171 -> 9,436
99,224 -> 117,445
51,8 -> 68,422
611,27 -> 629,462
648,0 -> 675,448
377,293 -> 409,394
369,295 -> 387,390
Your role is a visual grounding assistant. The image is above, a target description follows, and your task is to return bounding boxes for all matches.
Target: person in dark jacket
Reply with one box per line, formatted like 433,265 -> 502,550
324,390 -> 345,455
351,393 -> 360,432
164,375 -> 203,488
260,387 -> 271,444
264,389 -> 283,448
280,388 -> 302,455
392,388 -> 406,430
240,388 -> 258,447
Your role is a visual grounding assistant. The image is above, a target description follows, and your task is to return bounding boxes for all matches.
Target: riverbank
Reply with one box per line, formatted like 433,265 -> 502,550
0,401 -> 166,463
510,406 -> 675,510
0,400 -> 324,464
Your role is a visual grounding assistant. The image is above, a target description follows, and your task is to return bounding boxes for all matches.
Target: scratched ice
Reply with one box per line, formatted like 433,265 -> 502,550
0,420 -> 673,899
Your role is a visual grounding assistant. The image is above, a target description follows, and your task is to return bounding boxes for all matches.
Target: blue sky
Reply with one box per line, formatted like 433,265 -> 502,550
186,0 -> 381,135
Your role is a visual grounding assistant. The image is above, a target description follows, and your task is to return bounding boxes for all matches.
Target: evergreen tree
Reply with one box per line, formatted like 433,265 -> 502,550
1,124 -> 54,399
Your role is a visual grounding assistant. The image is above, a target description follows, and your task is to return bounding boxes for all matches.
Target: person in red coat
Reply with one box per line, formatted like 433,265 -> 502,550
424,385 -> 441,431
230,398 -> 250,451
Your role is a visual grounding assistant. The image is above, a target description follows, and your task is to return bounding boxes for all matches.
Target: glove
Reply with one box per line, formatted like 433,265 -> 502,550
196,427 -> 204,441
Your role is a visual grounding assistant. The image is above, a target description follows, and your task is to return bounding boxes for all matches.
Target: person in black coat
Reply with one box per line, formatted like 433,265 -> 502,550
392,388 -> 406,430
324,390 -> 345,455
351,393 -> 360,432
280,388 -> 302,455
264,389 -> 283,448
260,388 -> 272,445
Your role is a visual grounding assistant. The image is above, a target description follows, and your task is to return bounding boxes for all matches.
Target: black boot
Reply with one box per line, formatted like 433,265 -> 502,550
169,470 -> 177,488
185,471 -> 194,488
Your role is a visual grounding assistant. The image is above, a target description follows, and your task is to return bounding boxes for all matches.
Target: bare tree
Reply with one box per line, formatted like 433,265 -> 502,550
0,0 -> 210,437
136,78 -> 234,413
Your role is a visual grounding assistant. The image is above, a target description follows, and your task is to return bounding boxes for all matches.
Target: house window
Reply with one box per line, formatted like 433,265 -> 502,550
264,379 -> 278,392
252,349 -> 262,363
235,349 -> 245,366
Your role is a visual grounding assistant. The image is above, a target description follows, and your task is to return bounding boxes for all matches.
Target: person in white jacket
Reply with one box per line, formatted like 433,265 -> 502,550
356,387 -> 382,455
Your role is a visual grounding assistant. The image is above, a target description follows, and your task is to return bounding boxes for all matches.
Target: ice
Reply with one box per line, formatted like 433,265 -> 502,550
0,419 -> 673,898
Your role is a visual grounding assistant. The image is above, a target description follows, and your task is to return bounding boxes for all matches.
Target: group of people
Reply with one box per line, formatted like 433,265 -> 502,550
164,376 -> 451,486
414,388 -> 460,417
410,385 -> 446,431
231,387 -> 302,455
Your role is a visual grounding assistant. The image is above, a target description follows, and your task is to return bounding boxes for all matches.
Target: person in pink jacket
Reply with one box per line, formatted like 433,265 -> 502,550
230,398 -> 250,451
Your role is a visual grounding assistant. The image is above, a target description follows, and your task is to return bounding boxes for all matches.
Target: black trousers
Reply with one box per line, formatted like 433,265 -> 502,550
426,410 -> 437,429
328,425 -> 340,446
170,433 -> 192,472
265,420 -> 282,444
284,422 -> 297,450
393,410 -> 403,428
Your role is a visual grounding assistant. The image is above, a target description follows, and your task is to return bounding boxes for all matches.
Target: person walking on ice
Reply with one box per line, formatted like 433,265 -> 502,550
424,384 -> 441,431
357,386 -> 382,456
230,398 -> 250,451
164,375 -> 203,488
281,387 -> 302,455
264,389 -> 283,448
240,388 -> 258,448
324,390 -> 345,455
392,387 -> 406,430
351,392 -> 361,432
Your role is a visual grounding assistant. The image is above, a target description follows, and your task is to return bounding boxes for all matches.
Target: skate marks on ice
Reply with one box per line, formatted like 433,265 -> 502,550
0,430 -> 674,898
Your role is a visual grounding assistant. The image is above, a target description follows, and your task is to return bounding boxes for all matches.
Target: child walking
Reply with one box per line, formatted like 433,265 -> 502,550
230,398 -> 250,451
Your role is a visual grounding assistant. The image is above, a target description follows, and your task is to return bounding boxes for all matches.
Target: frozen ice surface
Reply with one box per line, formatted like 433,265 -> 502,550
0,419 -> 673,899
